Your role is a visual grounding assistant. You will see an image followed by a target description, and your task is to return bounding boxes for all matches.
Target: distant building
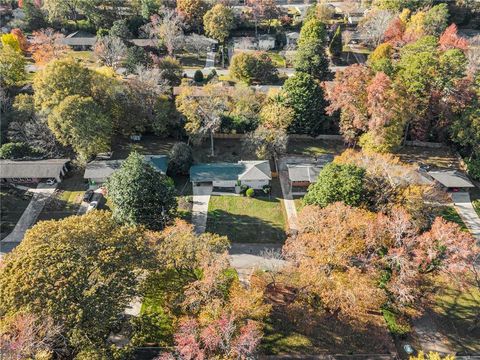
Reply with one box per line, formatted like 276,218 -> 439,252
83,155 -> 168,185
284,155 -> 334,194
427,170 -> 475,190
190,161 -> 271,190
0,159 -> 70,183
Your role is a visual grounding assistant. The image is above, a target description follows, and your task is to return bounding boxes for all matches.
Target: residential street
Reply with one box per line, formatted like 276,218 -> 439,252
451,192 -> 480,242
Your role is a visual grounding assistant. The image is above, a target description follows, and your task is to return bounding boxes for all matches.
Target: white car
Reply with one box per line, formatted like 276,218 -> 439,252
87,201 -> 98,212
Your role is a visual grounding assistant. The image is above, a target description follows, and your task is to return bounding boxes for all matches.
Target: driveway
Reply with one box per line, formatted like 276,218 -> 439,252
0,183 -> 57,256
277,157 -> 298,231
451,192 -> 480,242
192,185 -> 212,234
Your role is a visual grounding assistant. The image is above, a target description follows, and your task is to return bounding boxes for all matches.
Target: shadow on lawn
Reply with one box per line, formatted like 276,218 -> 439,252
261,308 -> 394,355
206,209 -> 286,243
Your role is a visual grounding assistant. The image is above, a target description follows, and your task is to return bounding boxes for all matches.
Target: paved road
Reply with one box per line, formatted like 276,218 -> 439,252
191,185 -> 212,234
451,192 -> 480,242
0,183 -> 57,256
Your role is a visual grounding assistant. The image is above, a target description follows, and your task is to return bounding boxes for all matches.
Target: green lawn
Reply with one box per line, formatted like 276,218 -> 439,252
0,186 -> 32,239
287,139 -> 345,157
206,183 -> 286,243
473,199 -> 480,217
439,206 -> 467,230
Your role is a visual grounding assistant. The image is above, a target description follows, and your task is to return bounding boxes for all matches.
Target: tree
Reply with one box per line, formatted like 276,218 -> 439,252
0,312 -> 64,360
243,126 -> 288,161
106,152 -> 177,230
0,46 -> 26,87
124,45 -> 153,74
410,352 -> 455,360
303,163 -> 366,208
373,0 -> 433,12
21,0 -> 48,31
0,142 -> 43,159
359,9 -> 394,48
10,28 -> 29,53
176,84 -> 229,156
329,25 -> 342,59
259,100 -> 294,131
367,42 -> 394,74
42,0 -> 84,21
245,0 -> 280,36
177,0 -> 208,32
144,8 -> 185,56
204,4 -> 235,67
194,69 -> 204,83
1,33 -> 21,52
0,211 -> 150,353
229,52 -> 278,85
109,19 -> 133,40
156,55 -> 183,86
439,23 -> 469,51
184,33 -> 214,59
29,28 -> 69,65
169,142 -> 193,175
282,72 -> 328,136
94,35 -> 127,70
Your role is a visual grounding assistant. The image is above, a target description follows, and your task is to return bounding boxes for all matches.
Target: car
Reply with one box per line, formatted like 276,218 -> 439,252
46,179 -> 56,185
87,201 -> 98,212
83,190 -> 94,202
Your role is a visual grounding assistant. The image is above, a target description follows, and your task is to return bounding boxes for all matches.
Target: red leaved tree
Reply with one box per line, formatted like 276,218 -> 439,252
439,24 -> 469,51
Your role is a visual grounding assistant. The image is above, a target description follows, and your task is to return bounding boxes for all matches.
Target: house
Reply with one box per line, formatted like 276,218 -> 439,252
284,155 -> 334,194
83,155 -> 168,185
190,161 -> 271,190
427,170 -> 475,190
0,159 -> 70,183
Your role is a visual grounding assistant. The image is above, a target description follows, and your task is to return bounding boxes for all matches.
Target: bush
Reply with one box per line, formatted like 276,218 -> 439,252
382,308 -> 411,337
193,69 -> 204,83
0,142 -> 43,159
246,188 -> 255,197
240,184 -> 249,195
206,69 -> 218,83
465,157 -> 480,181
168,142 -> 193,175
262,184 -> 271,194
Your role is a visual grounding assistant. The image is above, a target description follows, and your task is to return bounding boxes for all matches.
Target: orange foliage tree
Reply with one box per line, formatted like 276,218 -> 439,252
29,28 -> 69,65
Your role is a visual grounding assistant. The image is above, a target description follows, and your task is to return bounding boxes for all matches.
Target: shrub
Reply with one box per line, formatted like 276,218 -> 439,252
229,52 -> 279,85
246,188 -> 255,197
193,69 -> 204,83
262,184 -> 271,194
0,142 -> 43,159
168,142 -> 193,175
465,157 -> 480,181
382,308 -> 411,337
206,69 -> 218,83
240,184 -> 249,195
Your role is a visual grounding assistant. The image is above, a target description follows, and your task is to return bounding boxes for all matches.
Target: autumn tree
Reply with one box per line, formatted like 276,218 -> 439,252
168,142 -> 193,175
245,0 -> 280,37
176,84 -> 229,156
144,8 -> 185,56
439,23 -> 469,51
177,0 -> 208,32
10,28 -> 29,53
29,28 -> 69,65
0,46 -> 26,88
283,72 -> 328,135
359,9 -> 394,48
229,52 -> 279,85
0,211 -> 151,354
106,152 -> 177,230
203,3 -> 235,67
329,25 -> 342,59
1,33 -> 21,52
294,17 -> 330,81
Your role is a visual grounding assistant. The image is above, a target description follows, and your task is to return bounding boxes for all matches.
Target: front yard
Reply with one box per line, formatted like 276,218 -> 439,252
206,180 -> 286,243
0,186 -> 32,239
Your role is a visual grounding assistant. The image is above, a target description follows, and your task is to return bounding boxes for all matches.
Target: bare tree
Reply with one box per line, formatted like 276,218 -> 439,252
359,10 -> 394,48
185,33 -> 215,59
143,8 -> 185,57
94,36 -> 127,70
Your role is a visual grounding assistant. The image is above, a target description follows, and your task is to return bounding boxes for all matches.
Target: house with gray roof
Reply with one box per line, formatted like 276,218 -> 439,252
0,159 -> 70,183
283,154 -> 334,193
84,155 -> 168,185
427,170 -> 474,190
190,160 -> 271,190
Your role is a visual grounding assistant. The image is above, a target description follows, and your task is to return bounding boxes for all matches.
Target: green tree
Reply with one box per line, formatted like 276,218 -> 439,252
303,163 -> 366,207
109,19 -> 133,40
229,52 -> 278,85
373,0 -> 433,12
0,142 -> 43,159
368,42 -> 394,75
48,95 -> 112,160
157,56 -> 183,86
0,46 -> 26,87
282,72 -> 328,135
1,33 -> 21,52
0,211 -> 151,353
329,25 -> 342,59
422,4 -> 449,37
177,0 -> 208,32
106,152 -> 177,230
168,142 -> 194,175
295,17 -> 330,80
21,0 -> 48,31
124,45 -> 153,74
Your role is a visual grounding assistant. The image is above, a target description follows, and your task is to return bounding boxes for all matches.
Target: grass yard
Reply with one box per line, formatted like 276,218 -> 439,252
0,186 -> 32,239
287,139 -> 345,157
206,181 -> 286,243
177,53 -> 207,69
431,283 -> 480,354
395,146 -> 462,170
439,206 -> 467,230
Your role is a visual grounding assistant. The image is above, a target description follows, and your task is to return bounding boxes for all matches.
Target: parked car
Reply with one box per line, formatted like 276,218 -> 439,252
83,190 -> 94,202
87,201 -> 98,212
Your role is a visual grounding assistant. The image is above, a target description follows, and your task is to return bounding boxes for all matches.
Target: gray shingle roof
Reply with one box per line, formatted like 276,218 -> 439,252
0,159 -> 69,179
190,161 -> 271,182
84,155 -> 168,180
427,170 -> 474,188
287,164 -> 322,183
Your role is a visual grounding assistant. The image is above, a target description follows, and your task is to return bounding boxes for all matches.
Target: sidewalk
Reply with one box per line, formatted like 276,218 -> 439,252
451,192 -> 480,242
191,185 -> 212,234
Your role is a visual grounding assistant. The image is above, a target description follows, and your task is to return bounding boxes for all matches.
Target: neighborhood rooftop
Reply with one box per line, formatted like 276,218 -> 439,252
0,159 -> 70,180
190,161 -> 271,183
427,170 -> 475,188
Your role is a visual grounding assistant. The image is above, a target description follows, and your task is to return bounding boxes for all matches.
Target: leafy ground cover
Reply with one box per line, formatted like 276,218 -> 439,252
206,180 -> 286,243
0,185 -> 32,239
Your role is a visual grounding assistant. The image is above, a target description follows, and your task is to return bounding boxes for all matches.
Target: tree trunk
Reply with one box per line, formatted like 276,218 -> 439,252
210,130 -> 215,157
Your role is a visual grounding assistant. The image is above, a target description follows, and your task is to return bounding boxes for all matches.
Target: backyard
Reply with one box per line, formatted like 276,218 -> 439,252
206,180 -> 286,243
0,185 -> 32,240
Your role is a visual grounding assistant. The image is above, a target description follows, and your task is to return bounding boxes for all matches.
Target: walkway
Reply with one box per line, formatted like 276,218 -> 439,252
191,185 -> 212,234
451,192 -> 480,242
1,183 -> 57,256
277,158 -> 298,231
